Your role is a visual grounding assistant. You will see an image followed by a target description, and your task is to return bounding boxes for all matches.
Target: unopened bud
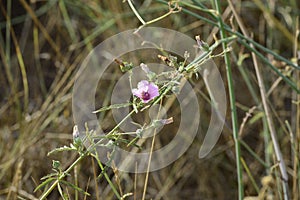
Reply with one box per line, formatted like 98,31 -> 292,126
52,160 -> 60,170
140,63 -> 150,73
195,35 -> 209,51
73,125 -> 80,139
72,125 -> 82,145
153,117 -> 174,127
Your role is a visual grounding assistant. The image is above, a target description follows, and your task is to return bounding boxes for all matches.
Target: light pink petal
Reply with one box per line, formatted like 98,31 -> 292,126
132,88 -> 143,98
137,80 -> 149,89
147,83 -> 159,98
140,63 -> 150,73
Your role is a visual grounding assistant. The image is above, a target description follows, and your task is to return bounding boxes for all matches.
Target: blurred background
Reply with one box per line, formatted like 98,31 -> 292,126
0,0 -> 299,199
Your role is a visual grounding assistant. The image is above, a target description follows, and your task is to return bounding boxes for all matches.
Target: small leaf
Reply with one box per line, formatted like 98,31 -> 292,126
41,172 -> 58,180
34,178 -> 56,192
249,111 -> 264,124
127,137 -> 139,147
60,180 -> 90,196
120,61 -> 134,72
47,145 -> 76,156
115,59 -> 134,72
57,182 -> 66,200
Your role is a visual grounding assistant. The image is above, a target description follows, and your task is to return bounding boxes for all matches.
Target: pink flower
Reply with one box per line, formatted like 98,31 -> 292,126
132,80 -> 159,103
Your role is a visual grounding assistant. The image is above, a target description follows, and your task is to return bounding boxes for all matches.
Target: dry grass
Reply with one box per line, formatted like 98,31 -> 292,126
0,0 -> 299,199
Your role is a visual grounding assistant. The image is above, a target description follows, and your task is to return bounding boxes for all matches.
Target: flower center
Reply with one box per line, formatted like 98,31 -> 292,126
141,91 -> 151,100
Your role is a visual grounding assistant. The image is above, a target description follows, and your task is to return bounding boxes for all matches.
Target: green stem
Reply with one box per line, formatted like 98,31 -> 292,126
127,0 -> 146,24
179,0 -> 217,15
214,0 -> 244,199
39,155 -> 85,200
92,152 -> 121,199
240,140 -> 268,168
108,109 -> 136,135
185,35 -> 237,71
154,0 -> 300,71
238,39 -> 299,93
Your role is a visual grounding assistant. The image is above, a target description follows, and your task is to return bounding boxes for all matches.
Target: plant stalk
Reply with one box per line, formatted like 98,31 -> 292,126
39,155 -> 85,200
214,0 -> 244,199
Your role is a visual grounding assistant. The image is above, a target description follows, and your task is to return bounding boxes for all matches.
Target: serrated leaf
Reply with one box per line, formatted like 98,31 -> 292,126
60,180 -> 90,196
47,145 -> 76,156
34,178 -> 56,192
93,102 -> 132,113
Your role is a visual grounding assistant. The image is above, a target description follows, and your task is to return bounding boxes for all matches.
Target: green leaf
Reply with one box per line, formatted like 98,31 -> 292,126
249,111 -> 264,124
57,182 -> 67,200
47,145 -> 77,156
120,62 -> 134,72
93,102 -> 132,113
52,160 -> 61,169
41,172 -> 58,180
34,178 -> 56,192
60,180 -> 90,196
